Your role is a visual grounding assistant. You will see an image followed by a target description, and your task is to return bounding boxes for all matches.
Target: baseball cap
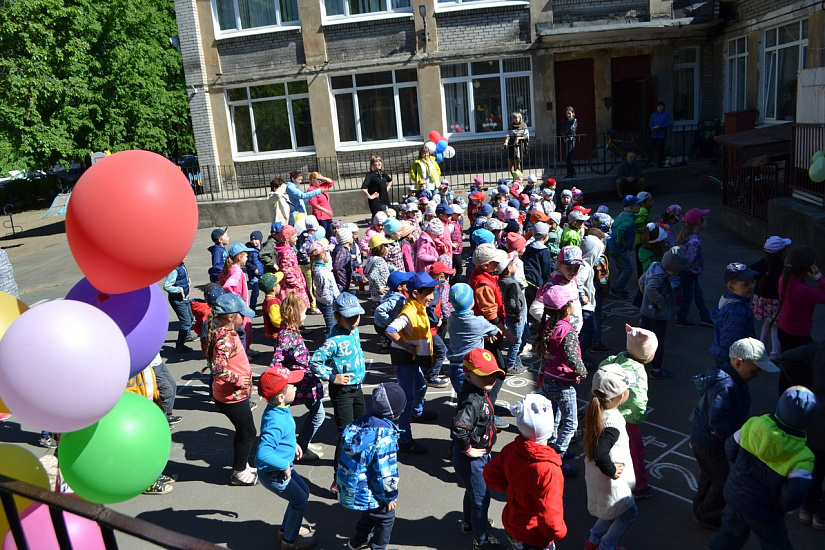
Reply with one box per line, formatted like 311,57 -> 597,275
479,204 -> 494,217
776,386 -> 820,429
724,262 -> 758,283
472,244 -> 508,267
333,292 -> 365,317
213,293 -> 255,319
666,204 -> 684,221
484,218 -> 506,232
470,192 -> 486,201
764,236 -> 792,253
496,251 -> 518,273
270,222 -> 282,234
368,233 -> 393,249
259,272 -> 284,293
304,216 -> 319,231
228,242 -> 255,257
637,191 -> 652,202
538,283 -> 578,309
559,245 -> 584,266
532,221 -> 550,237
258,366 -> 304,400
591,212 -> 613,231
462,348 -> 505,380
527,174 -> 537,183
250,230 -> 263,242
204,283 -> 225,307
372,382 -> 407,419
530,210 -> 550,224
451,204 -> 464,215
506,233 -> 527,253
568,210 -> 589,223
408,271 -> 445,292
622,195 -> 643,208
435,203 -> 454,216
561,189 -> 573,197
572,205 -> 591,214
684,208 -> 710,225
729,338 -> 779,372
387,270 -> 414,291
592,363 -> 631,400
429,261 -> 456,276
211,227 -> 228,242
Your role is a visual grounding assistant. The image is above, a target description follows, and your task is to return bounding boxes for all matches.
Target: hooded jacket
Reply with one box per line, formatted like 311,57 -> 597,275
578,235 -> 603,313
337,414 -> 401,511
523,241 -> 553,288
781,341 -> 825,451
639,262 -> 679,321
689,362 -> 751,449
483,435 -> 567,547
601,352 -> 648,425
709,290 -> 755,365
208,244 -> 227,282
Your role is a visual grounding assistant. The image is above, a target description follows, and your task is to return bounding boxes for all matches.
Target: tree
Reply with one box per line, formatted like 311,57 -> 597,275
0,0 -> 194,174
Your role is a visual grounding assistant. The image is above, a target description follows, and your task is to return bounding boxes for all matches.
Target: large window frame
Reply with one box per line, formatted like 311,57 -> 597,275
322,0 -> 412,21
672,47 -> 699,125
763,19 -> 808,122
440,57 -> 533,137
331,69 -> 421,147
226,81 -> 314,158
726,37 -> 748,113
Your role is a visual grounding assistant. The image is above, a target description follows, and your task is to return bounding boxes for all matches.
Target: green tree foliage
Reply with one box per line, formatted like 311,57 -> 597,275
0,0 -> 194,173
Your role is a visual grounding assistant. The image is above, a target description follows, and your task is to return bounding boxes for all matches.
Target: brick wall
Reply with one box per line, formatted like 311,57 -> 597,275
553,0 -> 649,24
324,19 -> 416,65
736,0 -> 798,22
217,31 -> 305,82
700,41 -> 723,121
436,6 -> 530,53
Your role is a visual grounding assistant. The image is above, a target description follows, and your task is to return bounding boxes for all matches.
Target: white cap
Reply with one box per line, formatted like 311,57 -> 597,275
764,236 -> 792,253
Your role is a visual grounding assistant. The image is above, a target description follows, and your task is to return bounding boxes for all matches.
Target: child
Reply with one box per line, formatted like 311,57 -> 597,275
583,364 -> 637,550
505,233 -> 528,291
194,283 -> 224,341
447,284 -> 501,393
296,216 -> 319,314
333,226 -> 355,293
364,233 -> 393,308
385,272 -> 444,455
309,292 -> 367,494
163,259 -> 196,353
523,221 -> 553,308
468,191 -> 485,224
657,204 -> 683,247
277,225 -> 311,311
775,244 -> 825,360
676,207 -> 713,327
561,210 -> 588,248
260,272 -> 284,344
587,228 -> 611,354
689,338 -> 779,529
710,386 -> 818,550
260,222 -> 282,273
375,271 -> 414,350
607,195 -> 642,300
203,293 -> 258,486
578,235 -> 602,359
427,262 -> 456,388
221,242 -> 256,354
382,217 -> 405,273
483,394 -> 567,550
310,241 -> 339,338
246,231 -> 265,311
208,226 -> 229,283
546,212 -> 563,259
338,383 -> 406,550
633,191 -> 654,281
534,283 -> 587,476
531,246 -> 584,334
600,325 -> 657,499
556,189 -> 573,217
272,292 -> 325,462
498,252 -> 527,375
255,366 -> 317,550
749,236 -> 792,358
709,262 -> 758,366
451,348 -> 506,550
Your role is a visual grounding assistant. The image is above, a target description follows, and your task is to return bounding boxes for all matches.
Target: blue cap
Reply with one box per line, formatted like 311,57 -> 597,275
407,272 -> 445,292
228,242 -> 255,257
449,283 -> 474,313
435,203 -> 454,216
213,293 -> 255,318
383,217 -> 401,237
507,198 -> 520,209
387,271 -> 414,291
204,283 -> 225,307
333,292 -> 365,317
591,212 -> 613,231
471,228 -> 495,246
211,227 -> 227,242
271,222 -> 283,234
622,195 -> 643,208
479,204 -> 494,217
250,230 -> 263,242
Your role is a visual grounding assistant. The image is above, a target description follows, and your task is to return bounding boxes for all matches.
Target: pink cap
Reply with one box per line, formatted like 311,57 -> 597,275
684,208 -> 710,225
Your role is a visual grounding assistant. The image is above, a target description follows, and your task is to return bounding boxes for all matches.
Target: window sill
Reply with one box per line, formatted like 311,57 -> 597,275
215,25 -> 301,42
445,129 -> 534,141
336,140 -> 423,152
435,1 -> 529,14
322,11 -> 414,27
233,150 -> 316,162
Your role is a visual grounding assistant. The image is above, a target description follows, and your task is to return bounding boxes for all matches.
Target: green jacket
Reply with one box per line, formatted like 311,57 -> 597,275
546,228 -> 563,258
600,352 -> 648,424
634,206 -> 650,246
560,225 -> 582,248
638,245 -> 662,274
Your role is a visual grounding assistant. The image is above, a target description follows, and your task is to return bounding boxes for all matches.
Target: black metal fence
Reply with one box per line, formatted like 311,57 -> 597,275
789,123 -> 825,206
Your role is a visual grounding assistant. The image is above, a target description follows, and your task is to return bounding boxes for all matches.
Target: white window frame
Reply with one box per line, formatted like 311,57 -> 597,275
435,0 -> 529,13
322,0 -> 413,22
725,36 -> 748,113
226,81 -> 314,159
762,19 -> 808,122
439,57 -> 533,139
330,69 -> 421,147
672,46 -> 699,125
211,0 -> 300,38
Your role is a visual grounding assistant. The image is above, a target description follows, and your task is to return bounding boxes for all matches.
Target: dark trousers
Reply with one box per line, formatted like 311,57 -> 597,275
804,447 -> 825,518
319,219 -> 332,240
709,507 -> 793,550
639,315 -> 667,372
579,310 -> 596,352
329,384 -> 366,476
215,399 -> 257,472
351,506 -> 396,550
452,253 -> 464,284
248,279 -> 260,311
430,333 -> 448,380
652,138 -> 666,167
777,328 -> 812,395
691,438 -> 729,526
483,339 -> 505,407
153,360 -> 177,417
168,295 -> 194,348
565,140 -> 576,176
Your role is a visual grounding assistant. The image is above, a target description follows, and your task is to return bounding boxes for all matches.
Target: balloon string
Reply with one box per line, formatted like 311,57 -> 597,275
93,293 -> 110,307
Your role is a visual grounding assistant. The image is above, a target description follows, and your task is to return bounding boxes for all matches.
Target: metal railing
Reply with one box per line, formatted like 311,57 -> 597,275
789,123 -> 825,205
0,475 -> 222,550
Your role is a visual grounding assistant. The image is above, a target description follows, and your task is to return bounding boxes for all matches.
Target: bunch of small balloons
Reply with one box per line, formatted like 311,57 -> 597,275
424,130 -> 456,163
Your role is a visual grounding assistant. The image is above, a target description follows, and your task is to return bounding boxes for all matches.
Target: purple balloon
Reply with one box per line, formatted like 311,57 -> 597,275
66,279 -> 168,377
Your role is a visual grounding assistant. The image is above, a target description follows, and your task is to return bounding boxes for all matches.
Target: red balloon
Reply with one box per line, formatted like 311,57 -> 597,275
66,151 -> 198,294
428,131 -> 442,144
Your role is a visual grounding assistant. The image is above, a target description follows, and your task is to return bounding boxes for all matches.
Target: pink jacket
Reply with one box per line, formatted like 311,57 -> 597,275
413,232 -> 439,272
777,275 -> 825,336
360,225 -> 382,257
221,265 -> 248,303
449,220 -> 464,254
401,240 -> 415,272
276,243 -> 310,307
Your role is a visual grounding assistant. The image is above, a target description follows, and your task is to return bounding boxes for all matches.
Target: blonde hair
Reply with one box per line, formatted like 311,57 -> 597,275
280,291 -> 306,330
370,155 -> 383,172
308,171 -> 320,181
583,391 -> 622,460
511,112 -> 522,121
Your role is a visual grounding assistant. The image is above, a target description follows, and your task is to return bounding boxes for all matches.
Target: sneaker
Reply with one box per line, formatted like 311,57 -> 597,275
280,526 -> 314,543
39,434 -> 56,448
399,441 -> 429,455
799,509 -> 813,524
281,534 -> 317,550
506,364 -> 526,376
158,474 -> 178,484
347,539 -> 369,550
247,348 -> 260,357
307,443 -> 324,454
175,345 -> 193,353
298,448 -> 321,462
166,415 -> 183,426
229,468 -> 258,486
427,377 -> 450,389
412,410 -> 438,423
813,515 -> 825,530
462,518 -> 494,535
472,534 -> 502,549
561,462 -> 579,476
632,486 -> 654,499
649,368 -> 674,380
700,318 -> 715,328
590,343 -> 611,353
494,416 -> 509,431
143,480 -> 173,495
520,343 -> 533,356
308,308 -> 320,315
0,412 -> 10,422
249,399 -> 259,411
185,332 -> 198,342
329,480 -> 339,495
380,341 -> 391,350
675,320 -> 696,328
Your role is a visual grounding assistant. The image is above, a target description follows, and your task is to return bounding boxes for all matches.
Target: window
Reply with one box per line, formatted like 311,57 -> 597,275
764,20 -> 808,121
214,0 -> 299,32
672,47 -> 699,123
227,82 -> 313,155
323,0 -> 411,18
437,0 -> 524,4
726,37 -> 748,112
440,57 -> 532,134
331,70 -> 420,144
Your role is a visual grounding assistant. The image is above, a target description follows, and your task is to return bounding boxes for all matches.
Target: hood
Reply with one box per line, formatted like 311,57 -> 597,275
208,244 -> 222,253
513,435 -> 563,465
580,235 -> 604,265
648,262 -> 666,278
341,415 -> 399,454
692,366 -> 727,395
526,240 -> 546,250
744,415 -> 810,465
716,290 -> 747,311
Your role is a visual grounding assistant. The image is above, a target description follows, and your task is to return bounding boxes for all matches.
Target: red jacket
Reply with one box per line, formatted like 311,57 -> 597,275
484,435 -> 567,546
468,268 -> 505,323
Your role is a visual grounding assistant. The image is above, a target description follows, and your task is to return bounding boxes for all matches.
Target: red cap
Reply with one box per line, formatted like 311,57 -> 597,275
428,261 -> 456,276
544,178 -> 557,187
470,192 -> 486,201
506,233 -> 527,253
573,205 -> 592,214
530,210 -> 550,225
258,366 -> 304,399
462,348 -> 505,380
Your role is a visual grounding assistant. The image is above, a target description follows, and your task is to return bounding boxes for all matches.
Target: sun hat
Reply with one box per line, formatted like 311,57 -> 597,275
592,363 -> 631,400
462,348 -> 505,380
472,244 -> 508,267
764,236 -> 792,253
510,394 -> 554,442
724,262 -> 758,283
333,292 -> 365,317
425,219 -> 444,236
538,283 -> 578,309
450,283 -> 475,313
776,386 -> 820,429
394,221 -> 416,239
407,272 -> 445,292
684,208 -> 710,225
484,218 -> 506,232
368,233 -> 393,249
213,293 -> 255,319
646,222 -> 667,244
387,271 -> 414,291
666,204 -> 683,221
372,382 -> 407,419
729,338 -> 779,372
259,272 -> 284,293
228,242 -> 255,257
591,212 -> 613,231
259,366 -> 304,400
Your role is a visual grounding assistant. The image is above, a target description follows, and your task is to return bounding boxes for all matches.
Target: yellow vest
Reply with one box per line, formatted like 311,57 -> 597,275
399,299 -> 433,358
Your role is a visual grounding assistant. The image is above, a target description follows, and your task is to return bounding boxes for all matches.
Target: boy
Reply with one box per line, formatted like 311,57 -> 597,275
427,262 -> 456,388
338,383 -> 406,550
255,366 -> 317,550
546,212 -> 563,259
452,348 -> 506,550
374,271 -> 414,350
633,191 -> 654,283
309,292 -> 367,494
561,210 -> 588,248
468,192 -> 485,225
709,263 -> 757,366
556,189 -> 573,217
333,226 -> 354,293
710,386 -> 818,550
246,231 -> 265,310
385,272 -> 444,455
260,222 -> 282,273
523,221 -> 553,309
498,252 -> 527,375
163,259 -> 196,353
447,284 -> 501,393
208,227 -> 229,282
607,195 -> 642,299
310,241 -> 339,338
689,338 -> 780,529
586,227 -> 611,353
484,394 -> 567,550
296,217 -> 320,313
260,272 -> 284,344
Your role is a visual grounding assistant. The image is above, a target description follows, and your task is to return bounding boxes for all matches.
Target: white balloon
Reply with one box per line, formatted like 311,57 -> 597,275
425,141 -> 437,154
443,146 -> 456,159
294,218 -> 307,235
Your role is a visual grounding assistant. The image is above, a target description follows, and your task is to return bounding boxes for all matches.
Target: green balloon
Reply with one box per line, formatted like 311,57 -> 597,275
810,157 -> 825,184
58,392 -> 171,503
813,150 -> 825,164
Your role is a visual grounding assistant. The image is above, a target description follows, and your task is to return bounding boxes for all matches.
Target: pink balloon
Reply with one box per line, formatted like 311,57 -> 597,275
0,301 -> 131,433
3,503 -> 105,550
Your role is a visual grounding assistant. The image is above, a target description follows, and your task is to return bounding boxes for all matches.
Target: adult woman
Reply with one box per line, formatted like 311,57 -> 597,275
410,145 -> 441,193
503,112 -> 529,174
562,106 -> 577,179
649,102 -> 672,168
307,172 -> 334,237
285,170 -> 323,224
361,155 -> 393,216
268,177 -> 290,226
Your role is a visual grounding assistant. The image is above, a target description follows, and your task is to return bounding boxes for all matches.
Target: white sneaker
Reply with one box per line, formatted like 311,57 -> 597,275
799,509 -> 813,524
520,343 -> 533,356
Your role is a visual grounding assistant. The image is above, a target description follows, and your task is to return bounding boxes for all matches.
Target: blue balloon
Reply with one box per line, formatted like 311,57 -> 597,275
316,226 -> 326,240
436,152 -> 444,163
436,139 -> 448,153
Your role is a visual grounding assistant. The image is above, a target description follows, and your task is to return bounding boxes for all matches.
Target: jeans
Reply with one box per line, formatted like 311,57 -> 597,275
328,384 -> 366,475
152,359 -> 177,417
608,249 -> 633,294
452,447 -> 493,543
168,295 -> 194,348
588,501 -> 638,550
507,535 -> 555,550
350,506 -> 396,550
295,399 -> 325,451
504,315 -> 526,370
626,422 -> 648,491
593,290 -> 605,345
248,279 -> 260,312
690,439 -> 729,526
777,329 -> 813,396
540,380 -> 578,455
652,138 -> 666,167
214,399 -> 257,472
709,506 -> 793,550
579,310 -> 596,352
258,468 -> 310,543
484,339 -> 505,406
448,361 -> 466,395
430,334 -> 448,381
319,303 -> 335,338
639,316 -> 667,371
396,363 -> 428,444
565,139 -> 576,176
677,271 -> 710,322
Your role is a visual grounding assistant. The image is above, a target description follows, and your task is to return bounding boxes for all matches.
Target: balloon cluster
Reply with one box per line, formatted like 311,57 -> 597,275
810,149 -> 825,183
424,131 -> 456,163
0,151 -> 195,508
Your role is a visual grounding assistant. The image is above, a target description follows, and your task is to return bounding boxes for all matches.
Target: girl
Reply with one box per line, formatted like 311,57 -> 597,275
307,172 -> 334,238
396,221 -> 416,272
364,234 -> 392,308
204,293 -> 258,486
583,364 -> 636,550
656,204 -> 683,247
412,219 -> 445,273
359,212 -> 388,259
276,225 -> 311,311
638,223 -> 668,274
310,241 -> 339,338
675,208 -> 712,328
272,292 -> 325,462
220,242 -> 255,353
750,236 -> 791,358
535,283 -> 588,475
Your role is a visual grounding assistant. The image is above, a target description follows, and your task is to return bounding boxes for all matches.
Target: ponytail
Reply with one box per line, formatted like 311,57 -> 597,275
219,256 -> 234,284
675,222 -> 695,245
204,312 -> 220,365
583,397 -> 606,461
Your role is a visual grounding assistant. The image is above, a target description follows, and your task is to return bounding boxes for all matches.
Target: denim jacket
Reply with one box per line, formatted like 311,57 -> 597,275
639,262 -> 679,320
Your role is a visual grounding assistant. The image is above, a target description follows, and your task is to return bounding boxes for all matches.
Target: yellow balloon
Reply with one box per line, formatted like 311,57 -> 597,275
0,444 -> 51,537
293,212 -> 306,222
0,395 -> 7,415
0,292 -> 28,342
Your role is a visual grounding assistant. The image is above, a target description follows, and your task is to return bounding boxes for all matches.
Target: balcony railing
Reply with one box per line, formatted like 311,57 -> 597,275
789,123 -> 825,206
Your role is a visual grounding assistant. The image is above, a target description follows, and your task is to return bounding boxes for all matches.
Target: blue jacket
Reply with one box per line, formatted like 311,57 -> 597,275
709,291 -> 755,365
374,291 -> 406,329
163,263 -> 190,297
255,405 -> 297,472
649,109 -> 672,140
639,262 -> 679,321
689,362 -> 751,449
208,244 -> 227,282
245,245 -> 264,282
286,181 -> 322,216
523,241 -> 553,288
723,414 -> 814,522
448,311 -> 499,362
309,325 -> 365,385
337,414 -> 400,510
